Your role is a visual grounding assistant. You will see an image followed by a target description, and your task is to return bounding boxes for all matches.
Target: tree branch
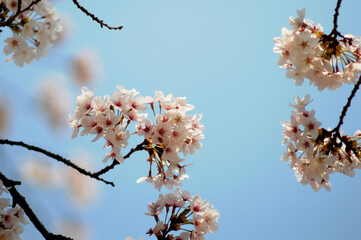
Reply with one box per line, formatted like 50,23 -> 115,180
0,139 -> 148,186
92,139 -> 147,177
0,139 -> 115,186
0,171 -> 73,240
329,0 -> 343,37
332,75 -> 361,133
72,0 -> 123,30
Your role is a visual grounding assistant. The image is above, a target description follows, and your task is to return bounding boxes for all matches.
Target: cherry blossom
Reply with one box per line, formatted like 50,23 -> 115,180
274,9 -> 361,90
70,86 -> 205,191
2,0 -> 62,67
282,95 -> 361,191
145,189 -> 219,239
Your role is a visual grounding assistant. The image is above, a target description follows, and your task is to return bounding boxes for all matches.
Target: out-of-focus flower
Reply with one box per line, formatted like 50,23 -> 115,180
20,151 -> 97,204
55,219 -> 91,240
20,157 -> 63,188
0,94 -> 10,136
64,152 -> 98,205
53,13 -> 73,46
37,75 -> 72,130
70,48 -> 102,86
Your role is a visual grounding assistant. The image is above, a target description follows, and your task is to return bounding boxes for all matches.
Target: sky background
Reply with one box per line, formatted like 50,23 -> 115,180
2,0 -> 361,239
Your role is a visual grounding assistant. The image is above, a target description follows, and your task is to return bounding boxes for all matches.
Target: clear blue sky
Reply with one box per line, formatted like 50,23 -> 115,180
2,0 -> 361,239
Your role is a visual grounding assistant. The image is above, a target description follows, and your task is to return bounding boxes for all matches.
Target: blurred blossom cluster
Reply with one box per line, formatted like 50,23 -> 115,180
56,219 -> 91,240
125,237 -> 142,240
0,94 -> 10,136
37,76 -> 72,130
20,153 -> 97,204
0,180 -> 28,240
1,0 -> 62,66
273,9 -> 361,90
70,48 -> 102,86
69,85 -> 205,191
145,189 -> 219,239
282,95 -> 361,191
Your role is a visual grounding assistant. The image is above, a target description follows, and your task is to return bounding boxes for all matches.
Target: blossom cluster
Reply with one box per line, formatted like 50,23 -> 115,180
281,95 -> 361,191
0,180 -> 28,240
273,9 -> 361,90
1,0 -> 62,66
69,85 -> 205,191
145,189 -> 219,239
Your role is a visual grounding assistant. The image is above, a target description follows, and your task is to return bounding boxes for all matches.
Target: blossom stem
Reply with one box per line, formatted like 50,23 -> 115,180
332,75 -> 361,133
0,171 -> 73,240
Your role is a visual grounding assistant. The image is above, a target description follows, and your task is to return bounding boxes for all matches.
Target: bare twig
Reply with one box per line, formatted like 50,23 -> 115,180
332,75 -> 361,133
72,0 -> 123,30
0,171 -> 73,240
0,139 -> 147,186
329,0 -> 343,38
93,140 -> 147,177
0,139 -> 115,186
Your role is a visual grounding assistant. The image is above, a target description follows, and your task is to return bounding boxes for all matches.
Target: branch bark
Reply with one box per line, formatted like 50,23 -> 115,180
0,171 -> 73,240
72,0 -> 123,30
332,75 -> 361,133
0,139 -> 147,186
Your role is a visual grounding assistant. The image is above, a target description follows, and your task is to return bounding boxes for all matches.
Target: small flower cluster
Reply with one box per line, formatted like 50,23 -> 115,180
273,9 -> 361,90
136,90 -> 204,191
1,0 -> 62,66
69,85 -> 205,191
0,180 -> 28,240
145,189 -> 219,240
69,86 -> 132,164
281,95 -> 361,191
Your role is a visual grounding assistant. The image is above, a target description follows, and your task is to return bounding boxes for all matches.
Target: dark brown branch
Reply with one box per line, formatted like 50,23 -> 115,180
0,139 -> 148,186
329,0 -> 343,38
0,139 -> 115,186
72,0 -> 123,30
92,140 -> 148,177
0,171 -> 72,240
332,75 -> 361,133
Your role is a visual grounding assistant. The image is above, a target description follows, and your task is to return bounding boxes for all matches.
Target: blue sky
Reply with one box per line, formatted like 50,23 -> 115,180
2,0 -> 361,239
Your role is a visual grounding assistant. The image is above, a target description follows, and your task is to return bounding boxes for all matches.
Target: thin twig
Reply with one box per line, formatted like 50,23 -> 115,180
93,140 -> 147,177
0,139 -> 147,186
0,171 -> 73,240
329,0 -> 343,37
332,75 -> 361,133
0,139 -> 115,186
72,0 -> 123,30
